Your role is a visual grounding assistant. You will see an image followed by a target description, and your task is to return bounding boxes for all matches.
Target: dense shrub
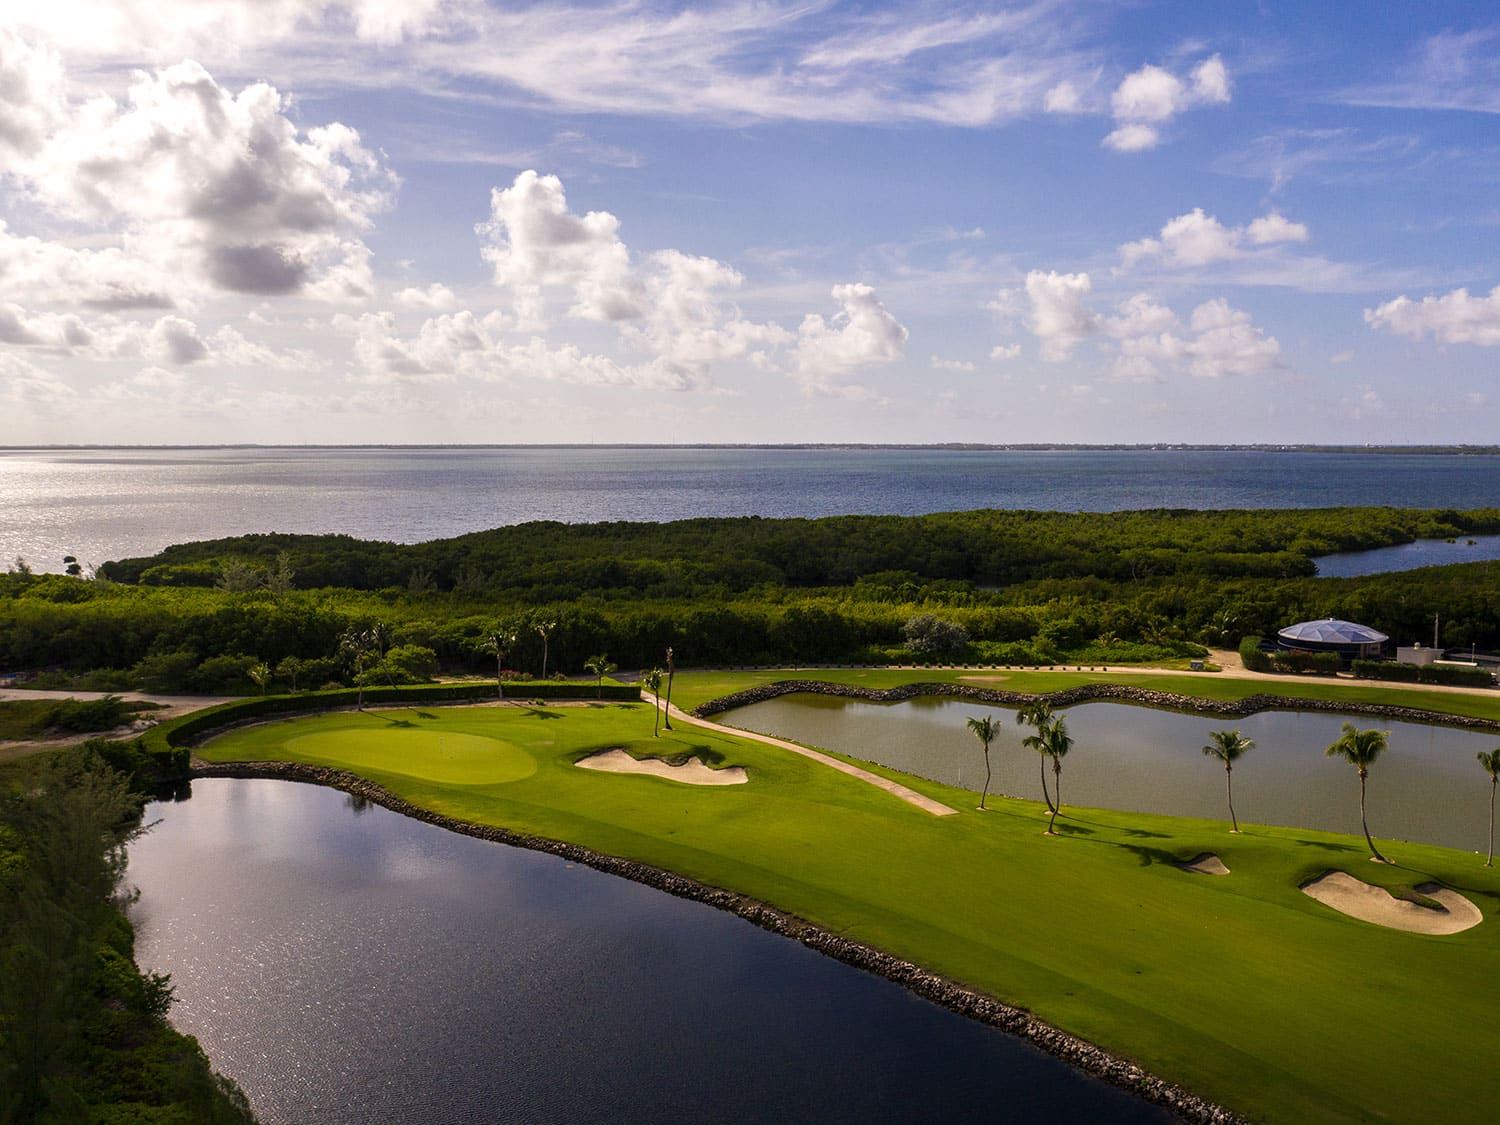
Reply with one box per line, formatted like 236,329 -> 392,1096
1239,635 -> 1272,672
1352,659 -> 1495,687
903,614 -> 969,654
1268,650 -> 1343,675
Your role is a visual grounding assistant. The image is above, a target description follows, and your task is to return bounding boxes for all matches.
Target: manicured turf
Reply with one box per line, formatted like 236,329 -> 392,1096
201,697 -> 1500,1123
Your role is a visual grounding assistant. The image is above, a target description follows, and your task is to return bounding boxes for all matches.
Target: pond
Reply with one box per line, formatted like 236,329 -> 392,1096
722,696 -> 1500,853
1313,533 -> 1500,577
126,779 -> 1173,1125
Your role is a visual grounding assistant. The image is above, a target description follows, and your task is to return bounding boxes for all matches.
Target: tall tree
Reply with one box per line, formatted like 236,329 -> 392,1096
1325,723 -> 1391,863
1202,728 -> 1254,833
534,618 -> 557,680
247,662 -> 272,697
1016,700 -> 1057,814
584,654 -> 617,699
966,714 -> 999,810
642,667 -> 664,736
1042,718 -> 1074,835
483,626 -> 518,701
662,645 -> 675,731
1479,748 -> 1500,867
338,627 -> 373,710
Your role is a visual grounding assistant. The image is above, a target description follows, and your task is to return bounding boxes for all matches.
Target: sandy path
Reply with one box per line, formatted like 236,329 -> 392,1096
0,689 -> 240,761
1302,871 -> 1482,934
665,704 -> 958,817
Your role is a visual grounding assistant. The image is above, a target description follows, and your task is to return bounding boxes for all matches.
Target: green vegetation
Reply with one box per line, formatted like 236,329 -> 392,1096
196,701 -> 1500,1125
7,507 -> 1500,693
0,695 -> 156,741
1325,723 -> 1391,863
0,747 -> 253,1123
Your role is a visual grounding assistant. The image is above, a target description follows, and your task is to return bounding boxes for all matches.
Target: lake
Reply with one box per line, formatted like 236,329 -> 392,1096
722,695 -> 1500,853
126,779 -> 1174,1125
6,445 -> 1500,572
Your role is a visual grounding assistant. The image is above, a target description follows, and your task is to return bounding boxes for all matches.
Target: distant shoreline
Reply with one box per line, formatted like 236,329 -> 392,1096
6,443 -> 1500,455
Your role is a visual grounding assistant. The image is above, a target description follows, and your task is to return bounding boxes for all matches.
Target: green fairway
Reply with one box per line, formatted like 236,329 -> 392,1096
202,700 -> 1500,1124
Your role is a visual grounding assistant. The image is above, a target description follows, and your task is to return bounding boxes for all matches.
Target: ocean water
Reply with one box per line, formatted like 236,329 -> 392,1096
3,445 -> 1499,571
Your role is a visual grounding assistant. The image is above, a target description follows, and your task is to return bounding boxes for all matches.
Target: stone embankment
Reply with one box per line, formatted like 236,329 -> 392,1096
191,757 -> 1242,1124
694,678 -> 1500,731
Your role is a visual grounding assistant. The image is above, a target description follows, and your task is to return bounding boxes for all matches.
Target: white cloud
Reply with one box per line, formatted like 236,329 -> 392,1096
1104,54 -> 1230,152
1043,79 -> 1084,114
0,44 -> 394,304
1329,350 -> 1354,365
1002,270 -> 1282,378
989,343 -> 1021,361
1365,285 -> 1500,346
792,283 -> 908,391
1119,208 -> 1311,269
395,283 -> 458,310
1023,270 -> 1098,361
478,170 -> 642,326
931,355 -> 975,372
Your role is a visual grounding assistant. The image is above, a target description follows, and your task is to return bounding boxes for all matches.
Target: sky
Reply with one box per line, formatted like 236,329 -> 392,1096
2,1 -> 1499,446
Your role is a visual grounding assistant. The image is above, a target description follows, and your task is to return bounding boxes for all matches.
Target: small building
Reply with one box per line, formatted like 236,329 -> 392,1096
1278,618 -> 1388,664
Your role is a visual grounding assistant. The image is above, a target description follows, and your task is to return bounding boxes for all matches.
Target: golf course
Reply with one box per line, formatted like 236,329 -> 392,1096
192,672 -> 1500,1125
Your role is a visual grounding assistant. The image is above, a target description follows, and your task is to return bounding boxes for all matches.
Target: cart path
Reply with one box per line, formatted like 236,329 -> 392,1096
665,704 -> 959,817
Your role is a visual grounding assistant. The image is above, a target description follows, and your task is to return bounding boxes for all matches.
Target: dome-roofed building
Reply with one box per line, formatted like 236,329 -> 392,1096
1277,618 -> 1388,664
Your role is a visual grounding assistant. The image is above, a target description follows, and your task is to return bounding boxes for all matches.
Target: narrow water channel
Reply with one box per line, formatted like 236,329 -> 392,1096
723,696 -> 1500,852
127,779 -> 1175,1125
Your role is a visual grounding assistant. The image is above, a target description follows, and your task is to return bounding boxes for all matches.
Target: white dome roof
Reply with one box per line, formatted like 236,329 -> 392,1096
1278,618 -> 1388,645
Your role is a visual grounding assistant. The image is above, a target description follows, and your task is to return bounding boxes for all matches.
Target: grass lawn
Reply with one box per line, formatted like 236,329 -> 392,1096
202,699 -> 1500,1125
667,666 -> 1500,723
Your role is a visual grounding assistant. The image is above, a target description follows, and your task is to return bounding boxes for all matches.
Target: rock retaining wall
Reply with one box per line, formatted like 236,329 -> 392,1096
191,758 -> 1242,1124
694,678 -> 1500,731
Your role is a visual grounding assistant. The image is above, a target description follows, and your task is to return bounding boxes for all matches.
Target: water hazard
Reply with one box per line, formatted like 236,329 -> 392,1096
126,780 -> 1173,1125
723,695 -> 1500,853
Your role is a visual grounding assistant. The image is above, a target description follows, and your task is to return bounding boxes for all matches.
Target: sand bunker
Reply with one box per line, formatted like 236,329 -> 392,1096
1177,853 -> 1230,876
1302,872 -> 1482,935
577,749 -> 747,786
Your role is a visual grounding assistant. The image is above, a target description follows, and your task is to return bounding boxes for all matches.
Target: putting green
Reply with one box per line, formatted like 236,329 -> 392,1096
283,726 -> 536,784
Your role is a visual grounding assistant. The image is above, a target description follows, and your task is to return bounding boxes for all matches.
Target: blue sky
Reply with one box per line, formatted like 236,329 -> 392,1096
2,2 -> 1498,444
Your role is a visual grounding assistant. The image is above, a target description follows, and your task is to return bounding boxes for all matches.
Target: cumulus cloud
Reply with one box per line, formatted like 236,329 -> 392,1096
1104,54 -> 1230,152
1365,285 -> 1500,346
0,43 -> 394,305
1119,208 -> 1310,269
931,355 -> 976,372
395,283 -> 458,310
791,283 -> 909,392
997,270 -> 1282,378
478,170 -> 642,326
1023,270 -> 1099,361
990,343 -> 1021,360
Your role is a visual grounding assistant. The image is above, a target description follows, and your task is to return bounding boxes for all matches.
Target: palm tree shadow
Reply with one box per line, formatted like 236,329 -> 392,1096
1050,820 -> 1096,837
1115,842 -> 1182,867
1294,838 -> 1359,853
520,707 -> 564,720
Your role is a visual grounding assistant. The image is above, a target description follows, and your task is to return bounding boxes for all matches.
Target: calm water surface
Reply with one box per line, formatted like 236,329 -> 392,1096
7,446 -> 1500,570
724,697 -> 1500,852
126,780 -> 1172,1125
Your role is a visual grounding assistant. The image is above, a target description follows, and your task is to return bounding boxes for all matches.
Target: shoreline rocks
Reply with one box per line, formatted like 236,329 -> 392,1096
692,678 -> 1500,732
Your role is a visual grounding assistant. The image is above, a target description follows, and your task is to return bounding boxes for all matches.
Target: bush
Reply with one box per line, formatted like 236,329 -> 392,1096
1239,635 -> 1272,673
1353,659 -> 1494,687
903,614 -> 969,654
1268,649 -> 1342,675
382,644 -> 439,682
45,695 -> 136,734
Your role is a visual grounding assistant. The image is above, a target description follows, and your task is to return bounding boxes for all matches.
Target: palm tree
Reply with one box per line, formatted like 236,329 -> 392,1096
1478,748 -> 1500,867
247,662 -> 272,697
1017,700 -> 1057,814
1325,722 -> 1390,863
966,714 -> 999,810
1042,718 -> 1073,835
534,619 -> 557,680
584,653 -> 617,698
641,667 -> 664,736
662,645 -> 675,731
339,627 -> 374,709
483,626 -> 517,700
1202,728 -> 1254,833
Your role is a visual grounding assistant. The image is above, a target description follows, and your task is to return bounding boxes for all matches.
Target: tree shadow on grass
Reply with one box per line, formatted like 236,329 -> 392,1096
520,708 -> 563,720
1293,838 -> 1360,854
